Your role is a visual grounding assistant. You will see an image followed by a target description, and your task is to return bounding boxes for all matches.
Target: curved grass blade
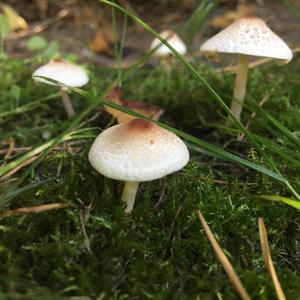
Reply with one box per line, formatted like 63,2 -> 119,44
99,99 -> 287,182
100,0 -> 299,200
0,179 -> 53,208
182,0 -> 217,46
248,96 -> 300,148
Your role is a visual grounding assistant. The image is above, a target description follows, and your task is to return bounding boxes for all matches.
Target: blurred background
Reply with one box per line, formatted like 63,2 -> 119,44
3,0 -> 300,65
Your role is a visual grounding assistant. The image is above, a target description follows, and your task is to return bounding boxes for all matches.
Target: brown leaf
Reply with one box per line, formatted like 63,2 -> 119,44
92,30 -> 110,54
104,87 -> 164,123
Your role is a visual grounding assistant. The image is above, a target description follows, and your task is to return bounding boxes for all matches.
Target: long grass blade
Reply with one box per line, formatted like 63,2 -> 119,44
197,210 -> 251,300
248,96 -> 300,148
260,195 -> 300,210
0,179 -> 53,208
101,99 -> 287,182
182,0 -> 217,46
258,218 -> 286,300
100,0 -> 299,200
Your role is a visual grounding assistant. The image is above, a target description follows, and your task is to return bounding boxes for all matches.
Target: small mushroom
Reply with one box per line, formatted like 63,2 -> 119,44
32,59 -> 89,118
150,30 -> 187,68
200,17 -> 293,121
104,87 -> 164,123
88,119 -> 189,213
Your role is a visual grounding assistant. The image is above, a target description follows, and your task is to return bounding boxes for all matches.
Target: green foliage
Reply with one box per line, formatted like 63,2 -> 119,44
0,13 -> 10,39
182,0 -> 217,46
27,36 -> 48,51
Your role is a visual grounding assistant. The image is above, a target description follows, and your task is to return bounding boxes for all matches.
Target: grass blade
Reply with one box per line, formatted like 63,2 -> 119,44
182,0 -> 217,46
0,92 -> 60,118
100,0 -> 299,200
0,179 -> 52,208
260,195 -> 300,210
248,97 -> 300,148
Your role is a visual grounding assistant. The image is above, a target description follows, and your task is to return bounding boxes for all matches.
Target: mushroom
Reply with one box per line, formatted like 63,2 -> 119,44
150,30 -> 187,68
88,119 -> 189,213
104,87 -> 164,123
32,59 -> 89,118
200,17 -> 293,121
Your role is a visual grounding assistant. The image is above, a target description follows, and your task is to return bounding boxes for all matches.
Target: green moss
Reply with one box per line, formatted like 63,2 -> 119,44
0,55 -> 299,299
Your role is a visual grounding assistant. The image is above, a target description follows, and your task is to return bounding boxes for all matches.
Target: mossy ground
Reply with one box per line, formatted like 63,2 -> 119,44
0,52 -> 300,299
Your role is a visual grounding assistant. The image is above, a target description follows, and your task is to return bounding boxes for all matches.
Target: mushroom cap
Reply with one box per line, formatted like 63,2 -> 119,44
150,30 -> 187,57
88,119 -> 189,182
32,59 -> 89,87
200,17 -> 293,62
104,87 -> 164,123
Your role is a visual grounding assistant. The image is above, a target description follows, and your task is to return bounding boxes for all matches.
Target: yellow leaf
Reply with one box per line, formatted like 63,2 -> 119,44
2,4 -> 28,31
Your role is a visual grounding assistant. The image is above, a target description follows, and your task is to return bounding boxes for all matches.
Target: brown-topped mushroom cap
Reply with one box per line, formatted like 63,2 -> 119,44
104,87 -> 164,123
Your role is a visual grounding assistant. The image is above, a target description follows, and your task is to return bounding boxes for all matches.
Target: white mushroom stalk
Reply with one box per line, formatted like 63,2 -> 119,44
231,54 -> 249,120
88,119 -> 190,213
60,88 -> 76,118
200,17 -> 293,122
32,59 -> 89,118
122,181 -> 139,213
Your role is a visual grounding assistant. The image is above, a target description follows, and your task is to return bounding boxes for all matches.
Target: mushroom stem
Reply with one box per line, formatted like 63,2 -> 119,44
230,54 -> 249,121
121,181 -> 140,213
60,89 -> 75,118
161,56 -> 173,72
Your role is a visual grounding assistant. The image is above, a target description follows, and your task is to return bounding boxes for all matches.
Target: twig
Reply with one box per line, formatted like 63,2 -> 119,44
4,138 -> 15,160
197,210 -> 251,300
0,202 -> 76,219
258,218 -> 286,300
7,9 -> 70,40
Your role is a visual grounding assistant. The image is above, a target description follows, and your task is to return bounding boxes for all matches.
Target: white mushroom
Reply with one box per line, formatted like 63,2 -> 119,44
32,59 -> 89,118
88,119 -> 189,213
200,17 -> 292,121
150,30 -> 187,57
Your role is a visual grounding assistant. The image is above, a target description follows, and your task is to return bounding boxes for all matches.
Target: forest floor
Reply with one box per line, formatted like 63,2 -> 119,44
0,1 -> 300,299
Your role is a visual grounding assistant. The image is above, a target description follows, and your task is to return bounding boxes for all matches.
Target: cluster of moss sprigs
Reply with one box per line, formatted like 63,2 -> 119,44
0,56 -> 300,299
0,153 -> 300,299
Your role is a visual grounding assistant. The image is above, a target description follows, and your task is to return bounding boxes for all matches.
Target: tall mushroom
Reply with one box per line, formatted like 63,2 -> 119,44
104,87 -> 164,123
88,119 -> 189,213
32,59 -> 89,118
200,17 -> 293,121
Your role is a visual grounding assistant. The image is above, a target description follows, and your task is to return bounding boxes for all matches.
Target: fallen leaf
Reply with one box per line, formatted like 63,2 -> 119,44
2,4 -> 28,31
92,30 -> 110,54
